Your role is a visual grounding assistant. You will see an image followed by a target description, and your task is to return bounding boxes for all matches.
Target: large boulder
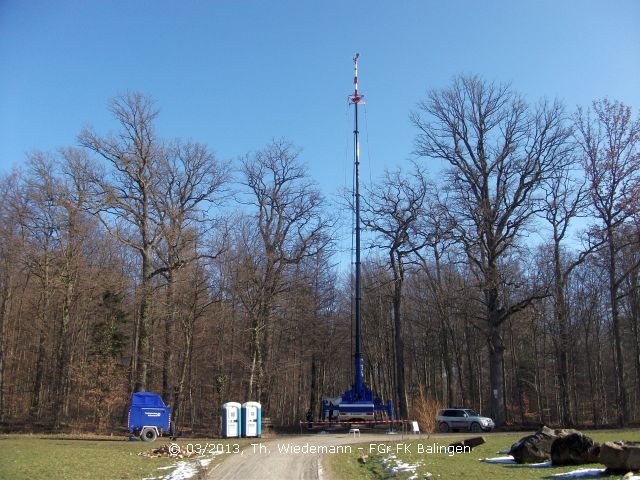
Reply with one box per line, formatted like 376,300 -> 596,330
510,426 -> 557,463
510,426 -> 582,464
599,441 -> 640,472
550,432 -> 600,465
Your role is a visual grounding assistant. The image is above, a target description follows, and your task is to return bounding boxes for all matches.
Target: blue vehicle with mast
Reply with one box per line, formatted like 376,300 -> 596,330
321,54 -> 394,425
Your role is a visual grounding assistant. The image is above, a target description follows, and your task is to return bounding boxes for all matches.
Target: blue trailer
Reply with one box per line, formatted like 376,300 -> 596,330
127,392 -> 173,442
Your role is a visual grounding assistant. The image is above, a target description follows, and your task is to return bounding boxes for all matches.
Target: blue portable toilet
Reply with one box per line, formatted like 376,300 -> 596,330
221,402 -> 241,438
241,401 -> 261,438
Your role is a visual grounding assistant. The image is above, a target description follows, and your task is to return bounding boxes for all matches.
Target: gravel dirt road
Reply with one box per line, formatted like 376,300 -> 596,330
206,431 -> 515,480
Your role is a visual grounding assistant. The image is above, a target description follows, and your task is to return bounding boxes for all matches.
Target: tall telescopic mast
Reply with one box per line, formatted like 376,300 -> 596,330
320,54 -> 392,424
348,53 -> 364,397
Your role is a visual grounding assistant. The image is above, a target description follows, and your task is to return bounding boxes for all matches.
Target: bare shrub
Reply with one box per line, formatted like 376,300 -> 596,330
411,386 -> 441,437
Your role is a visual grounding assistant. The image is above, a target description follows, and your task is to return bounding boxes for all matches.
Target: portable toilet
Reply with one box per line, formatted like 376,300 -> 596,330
221,402 -> 241,438
241,401 -> 261,438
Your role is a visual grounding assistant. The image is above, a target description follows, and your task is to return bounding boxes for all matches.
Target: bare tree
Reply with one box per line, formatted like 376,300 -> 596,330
574,98 -> 640,426
154,140 -> 229,424
238,140 -> 331,406
361,164 -> 429,418
540,155 -> 603,426
411,75 -> 571,425
78,91 -> 165,392
15,155 -> 61,419
32,149 -> 91,427
0,173 -> 22,420
412,195 -> 460,406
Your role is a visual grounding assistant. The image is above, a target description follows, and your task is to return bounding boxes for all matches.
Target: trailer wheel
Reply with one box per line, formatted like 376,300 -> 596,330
141,427 -> 158,442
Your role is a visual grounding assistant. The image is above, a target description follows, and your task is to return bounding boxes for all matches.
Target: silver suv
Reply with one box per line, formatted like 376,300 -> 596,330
436,408 -> 495,433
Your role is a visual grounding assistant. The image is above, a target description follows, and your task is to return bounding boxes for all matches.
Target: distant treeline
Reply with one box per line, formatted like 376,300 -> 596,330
0,77 -> 638,433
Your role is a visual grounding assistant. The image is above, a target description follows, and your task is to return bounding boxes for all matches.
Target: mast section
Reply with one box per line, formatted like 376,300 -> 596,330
348,53 -> 364,396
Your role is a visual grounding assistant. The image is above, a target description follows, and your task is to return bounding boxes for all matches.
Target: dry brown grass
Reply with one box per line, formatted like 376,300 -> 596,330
411,386 -> 441,437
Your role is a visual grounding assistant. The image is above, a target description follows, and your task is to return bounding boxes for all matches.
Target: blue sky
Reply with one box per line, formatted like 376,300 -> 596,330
1,1 -> 639,252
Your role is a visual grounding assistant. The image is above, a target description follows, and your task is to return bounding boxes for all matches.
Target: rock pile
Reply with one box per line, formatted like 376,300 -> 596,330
509,426 -> 600,465
503,427 -> 640,476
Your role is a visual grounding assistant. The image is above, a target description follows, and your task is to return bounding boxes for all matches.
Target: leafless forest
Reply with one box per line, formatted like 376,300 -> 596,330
1,76 -> 639,434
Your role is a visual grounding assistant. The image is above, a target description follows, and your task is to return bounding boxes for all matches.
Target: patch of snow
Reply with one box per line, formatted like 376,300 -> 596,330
512,461 -> 553,468
380,455 -> 422,476
551,468 -> 606,478
157,465 -> 177,470
161,461 -> 197,480
497,449 -> 510,454
408,476 -> 418,480
480,456 -> 516,464
157,450 -> 221,480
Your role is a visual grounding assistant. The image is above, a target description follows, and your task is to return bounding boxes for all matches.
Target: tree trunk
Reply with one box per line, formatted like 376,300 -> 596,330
172,316 -> 194,432
163,270 -> 176,402
0,277 -> 10,421
487,303 -> 506,426
247,318 -> 264,401
630,266 -> 640,420
464,324 -> 476,407
391,252 -> 408,419
584,318 -> 598,425
53,277 -> 74,428
608,234 -> 629,426
135,248 -> 152,392
553,239 -> 574,427
309,354 -> 317,419
31,255 -> 50,419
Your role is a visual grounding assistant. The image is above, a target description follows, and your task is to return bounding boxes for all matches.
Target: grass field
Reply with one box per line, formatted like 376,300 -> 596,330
0,434 -> 251,480
2,430 -> 639,479
325,430 -> 640,480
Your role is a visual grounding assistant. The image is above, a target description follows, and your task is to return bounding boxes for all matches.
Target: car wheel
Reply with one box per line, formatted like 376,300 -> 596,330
470,422 -> 481,433
438,422 -> 449,433
141,427 -> 158,442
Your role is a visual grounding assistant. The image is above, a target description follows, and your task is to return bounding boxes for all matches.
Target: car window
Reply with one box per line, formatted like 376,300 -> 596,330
453,410 -> 465,417
442,410 -> 454,416
465,409 -> 479,416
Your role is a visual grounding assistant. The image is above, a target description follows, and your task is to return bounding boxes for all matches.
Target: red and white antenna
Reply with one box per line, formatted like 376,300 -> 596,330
348,52 -> 364,105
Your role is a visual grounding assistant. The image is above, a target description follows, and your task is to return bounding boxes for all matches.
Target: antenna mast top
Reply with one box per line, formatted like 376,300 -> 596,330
349,52 -> 364,104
